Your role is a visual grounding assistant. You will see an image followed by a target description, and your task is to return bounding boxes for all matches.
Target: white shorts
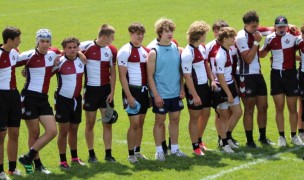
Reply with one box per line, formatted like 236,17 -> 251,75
217,96 -> 240,110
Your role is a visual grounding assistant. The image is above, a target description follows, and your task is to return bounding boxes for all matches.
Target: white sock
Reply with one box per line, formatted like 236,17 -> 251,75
171,144 -> 179,153
156,146 -> 163,153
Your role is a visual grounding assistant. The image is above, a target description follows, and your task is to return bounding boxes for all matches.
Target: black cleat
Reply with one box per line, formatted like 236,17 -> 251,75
18,155 -> 33,174
259,138 -> 275,145
88,156 -> 98,163
104,156 -> 116,162
246,141 -> 258,148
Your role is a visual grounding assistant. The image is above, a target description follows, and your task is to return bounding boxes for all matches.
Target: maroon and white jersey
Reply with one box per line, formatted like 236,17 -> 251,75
117,42 -> 149,86
79,41 -> 117,86
18,49 -> 57,94
215,46 -> 233,84
54,56 -> 84,98
0,48 -> 19,90
146,38 -> 179,50
181,44 -> 208,85
296,36 -> 304,72
261,32 -> 297,70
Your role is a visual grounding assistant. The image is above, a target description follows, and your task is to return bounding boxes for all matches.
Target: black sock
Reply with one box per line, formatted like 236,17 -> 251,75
128,150 -> 135,156
291,132 -> 296,137
8,161 -> 16,172
245,130 -> 253,143
168,137 -> 171,150
198,137 -> 202,143
89,149 -> 95,158
259,127 -> 266,140
34,158 -> 42,168
0,164 -> 3,173
226,131 -> 232,139
222,138 -> 228,146
218,135 -> 221,140
27,148 -> 38,161
134,146 -> 140,153
161,140 -> 168,151
105,149 -> 112,157
71,149 -> 78,159
59,154 -> 67,162
192,142 -> 200,150
279,131 -> 285,137
299,129 -> 304,133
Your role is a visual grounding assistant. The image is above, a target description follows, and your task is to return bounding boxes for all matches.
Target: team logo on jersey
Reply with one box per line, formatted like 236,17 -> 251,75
79,63 -> 83,68
12,56 -> 16,61
104,52 -> 109,57
219,67 -> 223,71
3,60 -> 6,63
143,54 -> 147,58
184,67 -> 189,71
120,61 -> 126,65
159,108 -> 165,112
49,56 -> 52,62
285,39 -> 290,44
37,59 -> 40,62
25,110 -> 31,116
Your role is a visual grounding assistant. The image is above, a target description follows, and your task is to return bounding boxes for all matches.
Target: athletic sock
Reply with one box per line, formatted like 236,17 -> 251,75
34,158 -> 42,168
291,132 -> 296,137
0,164 -> 3,173
59,154 -> 67,162
245,130 -> 253,143
259,127 -> 266,140
134,146 -> 140,153
105,149 -> 112,157
128,150 -> 135,156
27,148 -> 38,162
8,161 -> 16,172
299,129 -> 304,133
168,137 -> 171,150
192,142 -> 200,150
222,138 -> 228,146
171,144 -> 178,153
226,131 -> 232,139
279,131 -> 285,137
161,140 -> 168,152
198,137 -> 202,144
89,149 -> 96,158
71,149 -> 78,159
156,146 -> 163,153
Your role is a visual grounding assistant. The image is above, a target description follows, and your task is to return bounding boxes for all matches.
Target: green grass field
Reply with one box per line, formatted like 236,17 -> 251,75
1,0 -> 304,179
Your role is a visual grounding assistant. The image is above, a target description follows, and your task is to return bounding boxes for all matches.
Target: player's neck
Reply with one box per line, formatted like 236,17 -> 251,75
1,44 -> 13,52
95,39 -> 107,47
192,41 -> 200,48
158,38 -> 171,46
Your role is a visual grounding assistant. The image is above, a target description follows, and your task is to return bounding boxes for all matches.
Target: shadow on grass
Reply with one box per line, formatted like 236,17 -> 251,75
14,161 -> 132,180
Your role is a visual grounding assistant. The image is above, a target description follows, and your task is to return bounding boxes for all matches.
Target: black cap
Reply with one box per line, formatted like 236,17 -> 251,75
275,16 -> 288,27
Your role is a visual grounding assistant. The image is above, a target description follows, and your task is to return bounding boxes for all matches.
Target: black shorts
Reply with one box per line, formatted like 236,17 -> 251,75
237,74 -> 267,97
83,84 -> 114,111
299,71 -> 304,98
122,85 -> 150,116
21,90 -> 54,120
152,96 -> 184,114
0,90 -> 21,129
271,69 -> 299,96
55,94 -> 82,124
185,83 -> 211,110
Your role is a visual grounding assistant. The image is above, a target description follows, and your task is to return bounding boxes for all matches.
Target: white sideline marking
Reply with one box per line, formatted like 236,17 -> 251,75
202,146 -> 302,180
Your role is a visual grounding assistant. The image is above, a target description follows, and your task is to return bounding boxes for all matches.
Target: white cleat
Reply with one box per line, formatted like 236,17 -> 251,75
278,136 -> 287,147
228,139 -> 239,149
171,149 -> 188,157
222,145 -> 234,153
127,155 -> 139,163
291,136 -> 304,146
155,152 -> 166,161
298,132 -> 304,143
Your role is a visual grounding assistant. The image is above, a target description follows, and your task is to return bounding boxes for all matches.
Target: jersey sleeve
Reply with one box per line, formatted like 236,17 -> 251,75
261,35 -> 271,51
117,46 -> 130,67
257,26 -> 273,36
181,48 -> 193,74
17,50 -> 34,66
109,45 -> 117,66
236,32 -> 249,53
296,37 -> 304,53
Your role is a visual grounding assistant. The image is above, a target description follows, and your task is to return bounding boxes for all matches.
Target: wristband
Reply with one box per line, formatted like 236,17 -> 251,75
253,41 -> 259,46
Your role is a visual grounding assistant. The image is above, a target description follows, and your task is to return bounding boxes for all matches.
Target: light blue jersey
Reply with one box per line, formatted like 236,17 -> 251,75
152,43 -> 181,99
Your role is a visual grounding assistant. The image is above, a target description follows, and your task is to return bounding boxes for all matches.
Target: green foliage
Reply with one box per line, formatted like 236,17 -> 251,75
0,0 -> 303,179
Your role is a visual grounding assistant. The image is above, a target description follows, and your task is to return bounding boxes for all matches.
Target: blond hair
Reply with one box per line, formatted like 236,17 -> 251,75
187,21 -> 210,44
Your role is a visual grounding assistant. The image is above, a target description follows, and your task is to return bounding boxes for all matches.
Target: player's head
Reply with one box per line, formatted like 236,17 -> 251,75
243,11 -> 259,33
61,37 -> 80,58
217,27 -> 236,46
212,20 -> 229,38
98,24 -> 115,45
2,26 -> 21,48
128,23 -> 145,45
274,15 -> 288,36
187,21 -> 210,44
154,17 -> 176,39
36,29 -> 52,49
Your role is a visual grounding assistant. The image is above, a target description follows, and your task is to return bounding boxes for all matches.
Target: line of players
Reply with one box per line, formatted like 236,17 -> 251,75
1,10 -> 304,179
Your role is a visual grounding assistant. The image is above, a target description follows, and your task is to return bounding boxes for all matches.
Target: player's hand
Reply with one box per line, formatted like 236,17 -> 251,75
106,92 -> 114,103
210,81 -> 217,91
193,95 -> 202,106
180,88 -> 185,99
154,95 -> 164,108
78,51 -> 87,64
253,31 -> 262,42
127,96 -> 136,108
227,94 -> 234,103
54,57 -> 60,66
289,24 -> 297,32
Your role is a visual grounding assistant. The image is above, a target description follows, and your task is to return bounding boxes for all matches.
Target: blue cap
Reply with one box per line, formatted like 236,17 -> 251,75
125,101 -> 141,114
